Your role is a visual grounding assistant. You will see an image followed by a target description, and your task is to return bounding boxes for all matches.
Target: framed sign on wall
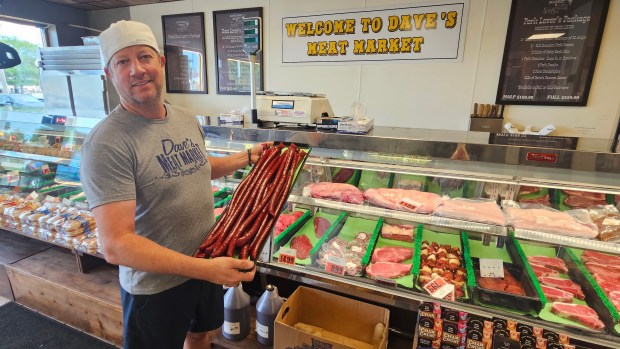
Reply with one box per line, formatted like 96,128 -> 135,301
496,0 -> 609,106
213,7 -> 263,95
162,12 -> 207,94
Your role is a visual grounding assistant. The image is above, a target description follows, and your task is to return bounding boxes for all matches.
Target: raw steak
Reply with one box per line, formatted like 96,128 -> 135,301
363,188 -> 442,214
519,186 -> 543,196
519,194 -> 551,206
476,269 -> 525,295
585,262 -> 620,274
371,246 -> 413,263
564,195 -> 607,209
541,285 -> 574,303
595,279 -> 620,294
366,262 -> 412,279
504,207 -> 598,238
538,277 -> 585,300
582,251 -> 620,265
274,211 -> 305,237
586,265 -> 620,283
527,256 -> 568,273
433,198 -> 506,225
290,235 -> 312,259
529,263 -> 560,278
550,303 -> 605,331
562,190 -> 606,200
331,168 -> 355,183
213,207 -> 225,217
314,217 -> 331,238
381,223 -> 415,242
303,183 -> 364,204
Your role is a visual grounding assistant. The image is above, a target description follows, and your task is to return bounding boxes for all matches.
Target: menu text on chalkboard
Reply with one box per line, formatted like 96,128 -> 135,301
213,8 -> 263,95
496,0 -> 609,106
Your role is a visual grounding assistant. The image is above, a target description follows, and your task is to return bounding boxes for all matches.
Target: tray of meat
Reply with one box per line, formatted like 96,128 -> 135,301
363,188 -> 443,214
553,189 -> 610,211
194,143 -> 311,260
272,210 -> 345,265
571,249 -> 620,336
519,241 -> 613,333
302,182 -> 365,204
329,167 -> 360,185
471,258 -> 542,315
413,227 -> 473,300
313,215 -> 381,277
517,186 -> 550,206
464,233 -> 543,315
587,205 -> 620,242
364,218 -> 417,288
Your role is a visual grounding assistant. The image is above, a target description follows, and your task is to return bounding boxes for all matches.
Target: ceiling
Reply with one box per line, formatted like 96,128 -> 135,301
40,0 -> 180,11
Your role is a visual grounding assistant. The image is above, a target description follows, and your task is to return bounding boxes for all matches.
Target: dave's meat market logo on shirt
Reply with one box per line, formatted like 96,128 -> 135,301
155,138 -> 207,178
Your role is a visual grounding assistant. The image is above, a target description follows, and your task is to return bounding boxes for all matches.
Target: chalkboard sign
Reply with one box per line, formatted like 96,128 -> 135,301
213,8 -> 263,95
496,0 -> 609,106
162,13 -> 207,94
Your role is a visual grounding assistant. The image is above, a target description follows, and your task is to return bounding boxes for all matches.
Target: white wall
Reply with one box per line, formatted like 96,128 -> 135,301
123,0 -> 619,140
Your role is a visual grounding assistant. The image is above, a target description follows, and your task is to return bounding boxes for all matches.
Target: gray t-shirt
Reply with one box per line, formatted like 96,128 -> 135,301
80,104 -> 214,295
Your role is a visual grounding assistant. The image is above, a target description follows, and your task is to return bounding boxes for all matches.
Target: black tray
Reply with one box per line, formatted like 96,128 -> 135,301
472,257 -> 542,314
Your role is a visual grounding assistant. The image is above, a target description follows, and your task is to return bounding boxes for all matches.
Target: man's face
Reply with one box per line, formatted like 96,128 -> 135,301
105,45 -> 165,107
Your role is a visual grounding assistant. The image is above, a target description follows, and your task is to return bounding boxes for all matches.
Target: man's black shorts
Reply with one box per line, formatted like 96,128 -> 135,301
121,279 -> 224,349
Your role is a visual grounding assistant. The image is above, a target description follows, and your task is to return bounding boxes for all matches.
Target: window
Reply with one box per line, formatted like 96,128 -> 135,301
0,20 -> 45,96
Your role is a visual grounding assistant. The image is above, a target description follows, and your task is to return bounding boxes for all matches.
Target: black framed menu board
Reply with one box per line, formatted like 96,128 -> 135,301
213,7 -> 263,95
496,0 -> 609,106
162,12 -> 207,94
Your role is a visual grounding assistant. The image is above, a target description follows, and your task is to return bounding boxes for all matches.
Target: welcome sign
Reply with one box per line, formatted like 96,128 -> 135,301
282,1 -> 469,64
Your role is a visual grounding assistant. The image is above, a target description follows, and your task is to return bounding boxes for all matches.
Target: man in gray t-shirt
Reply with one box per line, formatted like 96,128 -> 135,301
80,20 -> 260,349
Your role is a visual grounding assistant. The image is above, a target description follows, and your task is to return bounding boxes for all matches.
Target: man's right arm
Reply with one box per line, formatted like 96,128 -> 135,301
93,200 -> 255,287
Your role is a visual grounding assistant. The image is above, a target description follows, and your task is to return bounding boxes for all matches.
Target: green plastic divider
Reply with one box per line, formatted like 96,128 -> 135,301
411,225 -> 424,277
361,217 -> 384,267
273,210 -> 311,245
214,195 -> 232,208
59,189 -> 83,199
212,188 -> 229,198
511,235 -> 548,305
460,231 -> 476,289
309,212 -> 347,257
38,185 -> 66,194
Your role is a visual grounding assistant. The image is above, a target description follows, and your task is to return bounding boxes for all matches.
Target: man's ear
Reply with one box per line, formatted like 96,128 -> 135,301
160,55 -> 166,67
104,66 -> 111,78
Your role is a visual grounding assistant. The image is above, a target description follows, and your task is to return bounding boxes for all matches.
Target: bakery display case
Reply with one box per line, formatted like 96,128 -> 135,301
0,114 -> 102,271
204,125 -> 620,348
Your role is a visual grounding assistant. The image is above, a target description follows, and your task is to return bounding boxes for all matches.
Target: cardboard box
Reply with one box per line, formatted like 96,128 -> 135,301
469,117 -> 503,133
316,116 -> 343,131
275,286 -> 389,349
337,117 -> 374,134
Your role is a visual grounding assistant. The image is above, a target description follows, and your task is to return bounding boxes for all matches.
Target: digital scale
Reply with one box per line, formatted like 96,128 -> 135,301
256,92 -> 334,126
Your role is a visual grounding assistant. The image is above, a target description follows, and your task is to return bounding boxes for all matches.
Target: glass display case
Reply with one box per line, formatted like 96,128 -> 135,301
204,125 -> 620,348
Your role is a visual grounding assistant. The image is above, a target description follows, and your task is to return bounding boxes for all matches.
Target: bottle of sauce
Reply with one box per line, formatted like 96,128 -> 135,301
222,283 -> 250,340
255,284 -> 284,345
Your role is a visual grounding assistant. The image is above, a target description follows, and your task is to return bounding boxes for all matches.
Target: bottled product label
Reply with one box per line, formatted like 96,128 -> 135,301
41,164 -> 50,174
255,320 -> 269,338
223,321 -> 240,335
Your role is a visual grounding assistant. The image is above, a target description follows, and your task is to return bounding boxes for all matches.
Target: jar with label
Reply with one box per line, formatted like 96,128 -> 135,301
255,284 -> 284,345
222,283 -> 250,340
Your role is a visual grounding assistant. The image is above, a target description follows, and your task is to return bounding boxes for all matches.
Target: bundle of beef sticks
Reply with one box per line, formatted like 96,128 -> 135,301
195,143 -> 308,260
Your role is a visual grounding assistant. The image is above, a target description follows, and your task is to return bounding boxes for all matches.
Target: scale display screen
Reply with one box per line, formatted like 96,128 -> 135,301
271,100 -> 294,109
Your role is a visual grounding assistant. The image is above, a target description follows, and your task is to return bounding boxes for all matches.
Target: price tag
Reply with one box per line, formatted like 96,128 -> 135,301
26,191 -> 39,201
480,259 -> 504,278
278,247 -> 297,265
399,198 -> 423,211
325,255 -> 346,276
375,276 -> 397,287
423,276 -> 455,301
41,164 -> 50,174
